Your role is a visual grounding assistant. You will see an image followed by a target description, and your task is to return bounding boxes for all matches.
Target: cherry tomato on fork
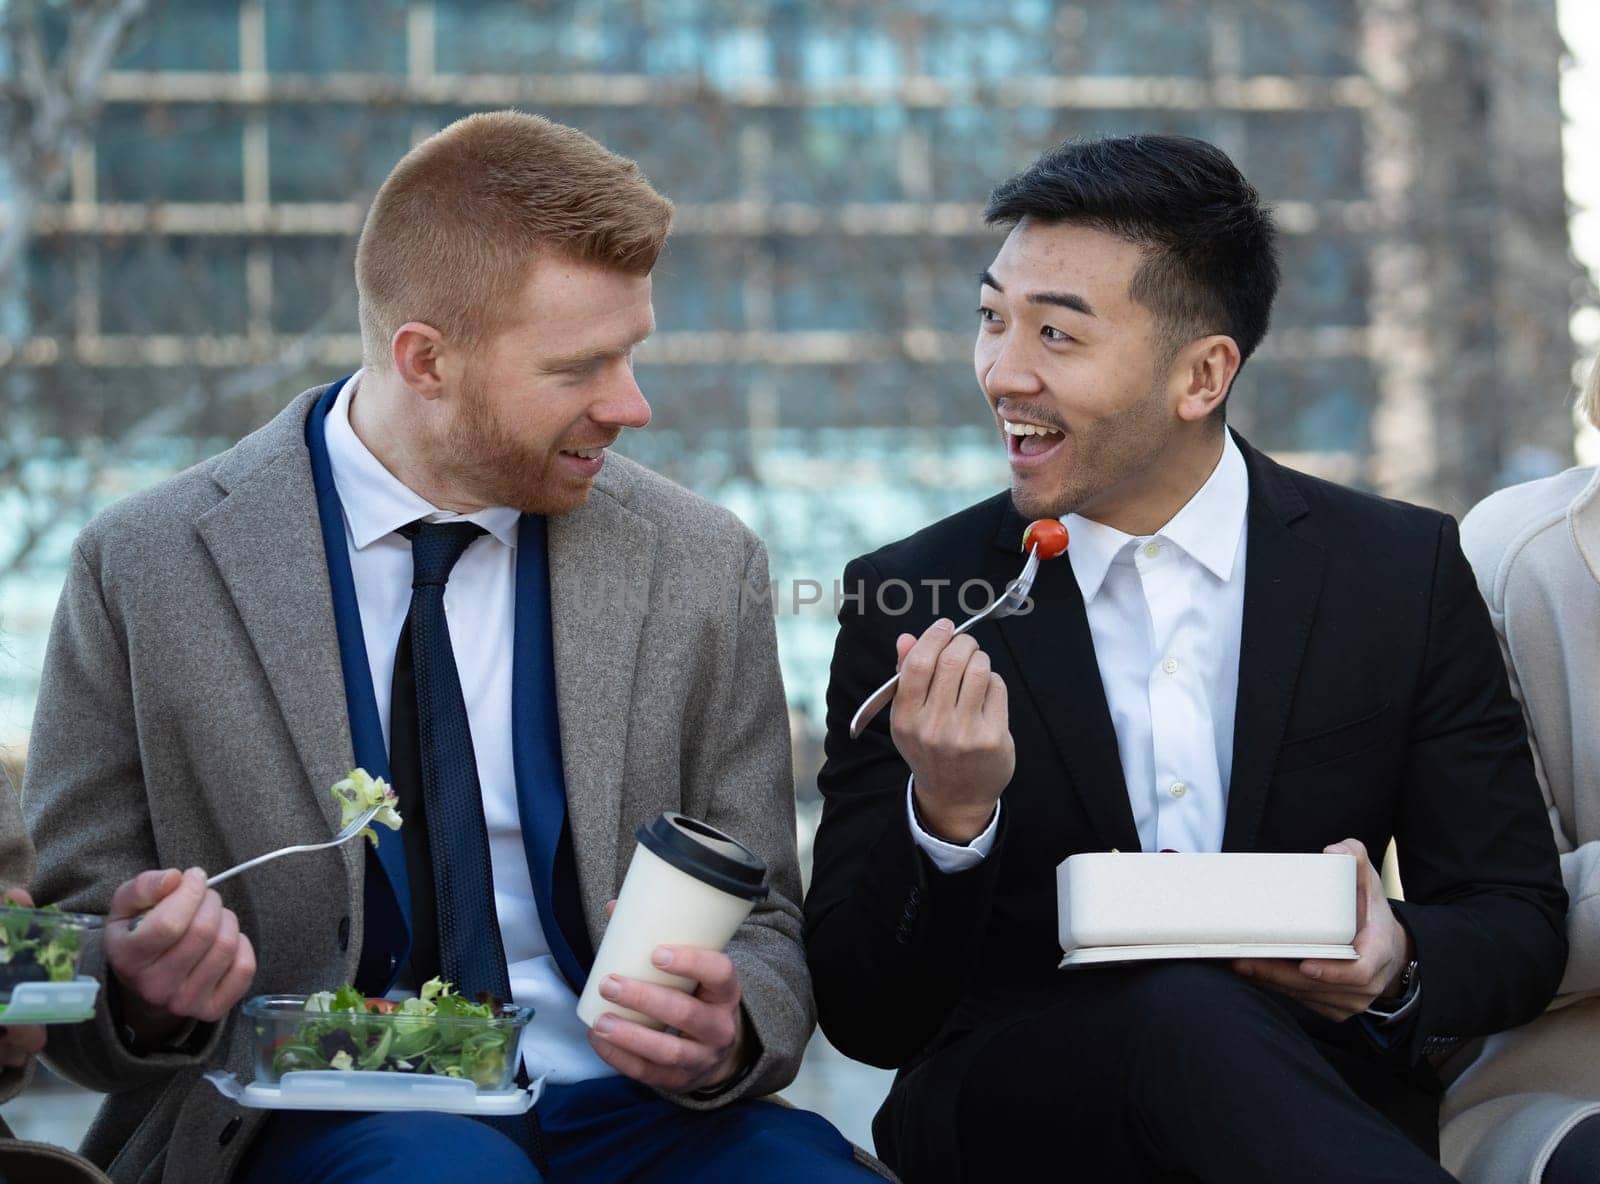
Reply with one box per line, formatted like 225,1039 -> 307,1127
1021,519 -> 1070,560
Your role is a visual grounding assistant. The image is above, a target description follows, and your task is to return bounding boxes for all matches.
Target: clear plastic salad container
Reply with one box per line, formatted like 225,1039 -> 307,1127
244,991 -> 532,1091
0,904 -> 99,1009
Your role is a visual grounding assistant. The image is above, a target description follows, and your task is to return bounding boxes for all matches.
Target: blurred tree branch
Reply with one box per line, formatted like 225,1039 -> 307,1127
0,2 -> 360,584
1,0 -> 152,338
0,292 -> 351,580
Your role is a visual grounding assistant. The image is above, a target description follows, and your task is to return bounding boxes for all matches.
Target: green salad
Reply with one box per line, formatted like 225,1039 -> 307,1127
0,905 -> 83,997
330,768 -> 403,846
267,978 -> 516,1087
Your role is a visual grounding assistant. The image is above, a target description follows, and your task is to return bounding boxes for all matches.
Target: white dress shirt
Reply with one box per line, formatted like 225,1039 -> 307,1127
913,433 -> 1249,869
325,372 -> 614,1084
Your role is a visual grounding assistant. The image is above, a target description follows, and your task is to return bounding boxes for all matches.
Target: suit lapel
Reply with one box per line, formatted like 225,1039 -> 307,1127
547,472 -> 656,930
986,500 -> 1141,853
196,416 -> 355,869
1222,437 -> 1326,851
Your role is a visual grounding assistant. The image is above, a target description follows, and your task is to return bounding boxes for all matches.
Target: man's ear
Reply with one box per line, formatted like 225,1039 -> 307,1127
391,322 -> 447,399
1172,334 -> 1241,424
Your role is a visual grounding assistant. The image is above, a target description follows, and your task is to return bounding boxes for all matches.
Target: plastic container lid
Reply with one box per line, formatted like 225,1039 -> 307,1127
0,977 -> 100,1023
636,813 -> 769,902
205,1069 -> 543,1115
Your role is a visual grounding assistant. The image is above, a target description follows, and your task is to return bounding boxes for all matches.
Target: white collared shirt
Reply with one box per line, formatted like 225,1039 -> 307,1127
913,433 -> 1250,867
324,371 -> 613,1084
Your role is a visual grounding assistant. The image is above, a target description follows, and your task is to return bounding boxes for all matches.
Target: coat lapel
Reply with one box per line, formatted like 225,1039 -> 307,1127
1221,437 -> 1326,851
986,499 -> 1141,853
547,466 -> 657,931
196,395 -> 356,871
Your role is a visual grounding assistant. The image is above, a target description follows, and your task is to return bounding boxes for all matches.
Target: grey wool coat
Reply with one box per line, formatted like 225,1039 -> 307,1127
23,386 -> 813,1184
1441,465 -> 1600,1184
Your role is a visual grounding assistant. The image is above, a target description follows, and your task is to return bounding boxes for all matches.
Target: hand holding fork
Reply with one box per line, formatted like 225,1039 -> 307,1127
855,546 -> 1048,845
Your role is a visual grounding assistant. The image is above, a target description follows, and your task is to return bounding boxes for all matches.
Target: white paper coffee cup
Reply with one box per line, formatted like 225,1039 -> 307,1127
577,812 -> 769,1030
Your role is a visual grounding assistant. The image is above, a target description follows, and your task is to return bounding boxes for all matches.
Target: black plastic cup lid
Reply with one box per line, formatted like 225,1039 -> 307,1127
636,813 -> 769,902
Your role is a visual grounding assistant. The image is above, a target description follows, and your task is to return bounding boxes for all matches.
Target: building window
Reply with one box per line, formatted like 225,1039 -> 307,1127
1067,0 -> 1217,78
650,239 -> 749,334
23,241 -> 78,337
267,106 -> 414,203
1241,111 -> 1366,200
272,239 -> 359,336
771,237 -> 910,333
1229,358 -> 1377,457
434,1 -> 644,74
119,0 -> 240,71
1275,237 -> 1370,328
97,105 -> 245,203
266,0 -> 408,75
767,107 -> 907,203
100,237 -> 249,335
1237,0 -> 1360,77
919,106 -> 1061,202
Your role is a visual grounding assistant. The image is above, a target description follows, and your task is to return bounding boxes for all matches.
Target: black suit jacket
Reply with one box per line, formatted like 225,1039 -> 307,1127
804,433 -> 1567,1088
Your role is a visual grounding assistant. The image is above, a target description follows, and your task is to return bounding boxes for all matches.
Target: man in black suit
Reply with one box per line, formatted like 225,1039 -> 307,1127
803,135 -> 1567,1183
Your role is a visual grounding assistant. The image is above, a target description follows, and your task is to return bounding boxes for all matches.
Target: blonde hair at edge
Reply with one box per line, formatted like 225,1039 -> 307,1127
354,109 -> 674,371
1584,355 -> 1600,432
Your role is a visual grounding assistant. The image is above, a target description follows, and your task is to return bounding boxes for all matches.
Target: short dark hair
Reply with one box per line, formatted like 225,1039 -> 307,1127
984,134 -> 1279,379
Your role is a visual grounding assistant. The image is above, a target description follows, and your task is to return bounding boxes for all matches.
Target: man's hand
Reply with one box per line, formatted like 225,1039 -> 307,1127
587,941 -> 748,1093
891,618 -> 1015,843
106,868 -> 257,1047
0,887 -> 47,1070
1232,838 -> 1413,1022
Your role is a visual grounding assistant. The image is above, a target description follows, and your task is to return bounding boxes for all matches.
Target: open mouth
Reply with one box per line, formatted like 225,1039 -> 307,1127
560,446 -> 606,461
1003,419 -> 1066,464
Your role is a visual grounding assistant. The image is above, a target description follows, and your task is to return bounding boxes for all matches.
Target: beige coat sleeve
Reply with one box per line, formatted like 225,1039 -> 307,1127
1462,482 -> 1600,1000
1496,639 -> 1600,1000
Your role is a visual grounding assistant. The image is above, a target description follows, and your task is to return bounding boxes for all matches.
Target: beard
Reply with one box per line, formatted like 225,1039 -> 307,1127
1009,379 -> 1175,521
427,368 -> 591,517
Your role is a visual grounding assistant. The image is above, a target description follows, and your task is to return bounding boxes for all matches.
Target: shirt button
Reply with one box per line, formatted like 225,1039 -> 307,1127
1161,656 -> 1179,675
1170,781 -> 1188,799
1143,542 -> 1161,558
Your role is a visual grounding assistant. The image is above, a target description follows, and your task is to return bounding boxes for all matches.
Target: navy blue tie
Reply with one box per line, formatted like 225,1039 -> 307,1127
399,520 -> 512,1004
398,520 -> 545,1168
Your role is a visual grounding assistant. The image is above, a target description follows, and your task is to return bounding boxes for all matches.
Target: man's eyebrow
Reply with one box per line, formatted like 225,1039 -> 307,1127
541,341 -> 639,371
1031,291 -> 1095,316
978,271 -> 1096,318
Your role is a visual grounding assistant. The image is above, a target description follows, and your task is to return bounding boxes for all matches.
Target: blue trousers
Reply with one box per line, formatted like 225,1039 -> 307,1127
235,1075 -> 877,1183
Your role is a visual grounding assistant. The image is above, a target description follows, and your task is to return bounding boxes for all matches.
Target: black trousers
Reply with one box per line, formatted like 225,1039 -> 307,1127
874,963 -> 1456,1184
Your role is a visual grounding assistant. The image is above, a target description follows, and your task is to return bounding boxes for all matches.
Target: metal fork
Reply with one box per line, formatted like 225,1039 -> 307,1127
204,803 -> 383,888
112,804 -> 383,929
848,546 -> 1042,739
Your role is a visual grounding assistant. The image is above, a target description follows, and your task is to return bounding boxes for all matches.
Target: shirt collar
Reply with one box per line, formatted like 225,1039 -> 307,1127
1058,513 -> 1135,606
1160,430 -> 1249,582
324,370 -> 522,551
1063,431 -> 1249,603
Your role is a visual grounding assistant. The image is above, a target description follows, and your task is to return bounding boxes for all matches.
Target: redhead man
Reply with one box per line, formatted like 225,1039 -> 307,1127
26,111 -> 880,1184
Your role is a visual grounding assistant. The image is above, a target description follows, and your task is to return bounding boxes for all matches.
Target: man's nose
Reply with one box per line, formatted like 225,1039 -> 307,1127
597,369 -> 652,429
978,335 -> 1044,400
